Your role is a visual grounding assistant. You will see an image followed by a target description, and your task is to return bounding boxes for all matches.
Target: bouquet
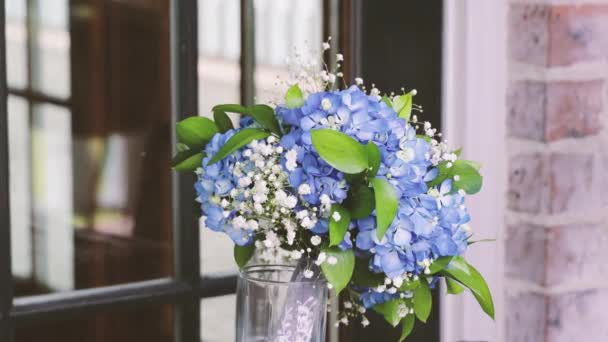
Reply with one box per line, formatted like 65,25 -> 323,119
172,39 -> 494,340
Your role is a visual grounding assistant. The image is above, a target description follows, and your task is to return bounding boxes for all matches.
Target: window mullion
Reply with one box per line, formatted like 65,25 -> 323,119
170,0 -> 201,341
0,0 -> 15,341
240,0 -> 255,107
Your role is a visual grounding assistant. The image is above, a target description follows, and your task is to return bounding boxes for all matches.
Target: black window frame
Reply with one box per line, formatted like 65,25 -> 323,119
0,1 -> 344,340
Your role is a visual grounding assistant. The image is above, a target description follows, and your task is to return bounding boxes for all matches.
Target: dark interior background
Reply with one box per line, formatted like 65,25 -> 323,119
346,1 -> 443,341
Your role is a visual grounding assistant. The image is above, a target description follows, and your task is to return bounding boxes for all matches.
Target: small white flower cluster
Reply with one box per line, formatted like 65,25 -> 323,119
334,300 -> 370,328
222,136 -> 334,264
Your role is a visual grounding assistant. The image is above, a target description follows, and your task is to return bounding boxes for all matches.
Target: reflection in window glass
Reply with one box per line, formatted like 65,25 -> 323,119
254,0 -> 323,105
8,96 -> 32,280
33,0 -> 71,99
8,0 -> 174,300
5,0 -> 27,89
16,304 -> 174,342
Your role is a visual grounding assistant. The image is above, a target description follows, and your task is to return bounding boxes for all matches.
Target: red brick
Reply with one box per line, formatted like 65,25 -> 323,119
507,81 -> 547,141
508,154 -> 547,213
547,153 -> 596,214
505,224 -> 547,284
545,224 -> 608,286
547,289 -> 608,342
545,80 -> 603,141
506,293 -> 546,342
549,5 -> 608,66
510,4 -> 551,66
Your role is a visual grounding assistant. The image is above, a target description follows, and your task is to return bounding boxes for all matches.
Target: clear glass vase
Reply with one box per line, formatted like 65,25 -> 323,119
235,264 -> 328,342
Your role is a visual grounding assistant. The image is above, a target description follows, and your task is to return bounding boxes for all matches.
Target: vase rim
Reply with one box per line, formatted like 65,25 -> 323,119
239,264 -> 327,286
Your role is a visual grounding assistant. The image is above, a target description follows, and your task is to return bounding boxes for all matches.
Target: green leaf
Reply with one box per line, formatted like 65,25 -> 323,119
445,277 -> 465,295
429,256 -> 453,274
212,104 -> 282,136
441,256 -> 495,319
399,314 -> 415,342
393,93 -> 413,120
345,185 -> 375,219
248,104 -> 282,136
176,116 -> 218,146
311,129 -> 368,174
365,142 -> 381,177
208,128 -> 270,165
285,84 -> 305,109
413,279 -> 432,323
213,110 -> 234,133
329,204 -> 351,247
171,150 -> 204,172
371,177 -> 399,239
427,161 -> 450,188
400,278 -> 420,292
373,299 -> 402,327
234,244 -> 255,268
381,95 -> 392,107
427,159 -> 483,195
351,257 -> 384,287
451,160 -> 483,194
468,238 -> 496,246
320,247 -> 354,295
212,104 -> 248,115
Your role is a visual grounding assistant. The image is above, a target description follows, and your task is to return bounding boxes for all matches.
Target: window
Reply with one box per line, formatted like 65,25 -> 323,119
0,1 -> 328,341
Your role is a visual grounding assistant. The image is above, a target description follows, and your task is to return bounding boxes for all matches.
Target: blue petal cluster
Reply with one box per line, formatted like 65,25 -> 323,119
277,86 -> 470,278
195,130 -> 253,246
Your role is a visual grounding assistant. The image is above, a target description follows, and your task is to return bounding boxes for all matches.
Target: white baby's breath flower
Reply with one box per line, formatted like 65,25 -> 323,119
321,98 -> 332,111
355,77 -> 364,85
322,42 -> 330,50
298,183 -> 312,195
310,235 -> 322,246
336,53 -> 344,62
327,256 -> 338,265
303,269 -> 314,278
320,194 -> 331,205
315,252 -> 327,266
332,211 -> 342,222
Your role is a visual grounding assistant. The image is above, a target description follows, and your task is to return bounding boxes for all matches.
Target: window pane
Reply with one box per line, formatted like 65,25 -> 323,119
201,295 -> 236,342
198,0 -> 240,277
9,1 -> 174,297
253,0 -> 323,104
31,0 -> 71,99
15,304 -> 174,342
5,0 -> 27,89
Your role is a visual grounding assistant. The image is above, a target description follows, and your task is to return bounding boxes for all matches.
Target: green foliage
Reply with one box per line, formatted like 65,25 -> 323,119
399,314 -> 415,341
311,129 -> 368,174
428,256 -> 453,274
427,159 -> 483,195
234,244 -> 255,268
171,150 -> 204,172
413,279 -> 432,323
212,104 -> 282,136
329,204 -> 351,247
441,256 -> 495,319
365,142 -> 381,177
213,110 -> 234,133
345,185 -> 375,219
285,84 -> 305,109
393,92 -> 414,120
371,177 -> 399,239
176,116 -> 218,146
373,299 -> 403,327
351,257 -> 384,287
208,128 -> 270,165
320,246 -> 354,295
445,278 -> 465,295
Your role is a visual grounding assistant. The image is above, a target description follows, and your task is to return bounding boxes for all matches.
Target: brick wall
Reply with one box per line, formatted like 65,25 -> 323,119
507,2 -> 608,341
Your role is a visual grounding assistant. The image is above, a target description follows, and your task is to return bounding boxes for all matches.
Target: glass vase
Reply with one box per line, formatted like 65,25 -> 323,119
235,264 -> 328,342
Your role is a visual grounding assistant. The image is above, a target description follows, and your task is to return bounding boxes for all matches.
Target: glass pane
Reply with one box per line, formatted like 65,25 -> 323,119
31,0 -> 71,98
198,0 -> 240,277
253,0 -> 323,104
9,0 -> 174,296
201,295 -> 236,342
15,304 -> 174,342
5,0 -> 27,89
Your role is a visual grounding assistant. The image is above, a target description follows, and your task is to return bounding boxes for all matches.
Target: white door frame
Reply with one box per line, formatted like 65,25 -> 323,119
441,1 -> 507,342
